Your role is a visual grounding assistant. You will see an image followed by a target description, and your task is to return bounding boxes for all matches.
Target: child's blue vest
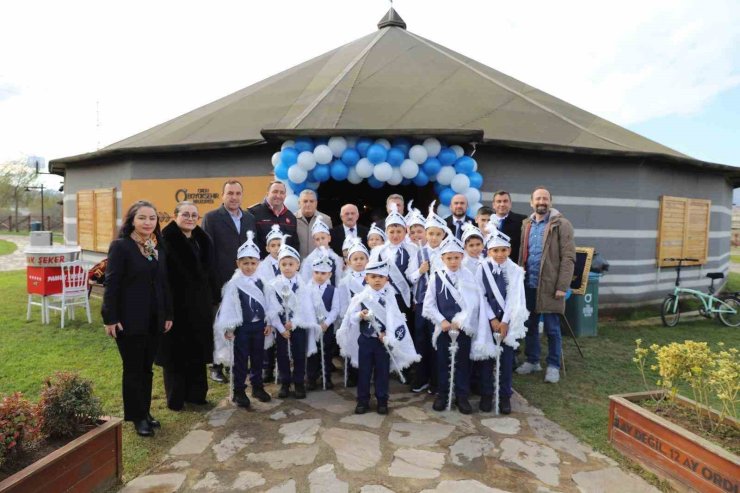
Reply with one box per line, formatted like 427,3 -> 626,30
480,264 -> 507,320
359,296 -> 387,338
415,249 -> 428,303
321,284 -> 335,314
434,273 -> 463,322
237,280 -> 265,329
275,280 -> 299,324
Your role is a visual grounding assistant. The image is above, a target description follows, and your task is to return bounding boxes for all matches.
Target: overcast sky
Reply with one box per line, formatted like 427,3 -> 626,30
2,0 -> 739,193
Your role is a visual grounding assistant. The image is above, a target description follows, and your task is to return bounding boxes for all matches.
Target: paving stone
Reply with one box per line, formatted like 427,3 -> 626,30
232,470 -> 266,490
510,392 -> 544,415
572,467 -> 660,493
246,445 -> 320,469
449,435 -> 497,466
360,486 -> 396,493
339,412 -> 386,429
193,471 -> 221,490
434,409 -> 477,433
420,479 -> 511,492
394,406 -> 429,422
165,460 -> 190,469
321,427 -> 382,471
279,418 -> 321,444
302,390 -> 355,414
388,448 -> 445,479
266,479 -> 296,493
270,410 -> 287,420
252,397 -> 283,411
527,416 -> 590,462
388,422 -> 455,447
169,429 -> 213,455
588,450 -> 618,466
208,407 -> 236,427
480,417 -> 521,435
288,408 -> 305,416
213,431 -> 255,462
308,463 -> 349,493
120,473 -> 186,493
499,438 -> 560,486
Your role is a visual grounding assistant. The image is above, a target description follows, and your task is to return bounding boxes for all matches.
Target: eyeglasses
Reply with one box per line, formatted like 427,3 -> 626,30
179,213 -> 199,219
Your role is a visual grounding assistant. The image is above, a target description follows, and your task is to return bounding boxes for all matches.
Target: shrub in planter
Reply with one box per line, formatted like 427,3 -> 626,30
0,393 -> 41,468
38,372 -> 103,439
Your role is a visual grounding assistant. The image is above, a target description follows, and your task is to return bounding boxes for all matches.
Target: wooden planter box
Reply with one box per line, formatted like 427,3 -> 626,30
609,391 -> 739,493
0,417 -> 122,493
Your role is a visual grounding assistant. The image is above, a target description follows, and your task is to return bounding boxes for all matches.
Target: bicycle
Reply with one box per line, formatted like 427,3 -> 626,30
660,258 -> 740,327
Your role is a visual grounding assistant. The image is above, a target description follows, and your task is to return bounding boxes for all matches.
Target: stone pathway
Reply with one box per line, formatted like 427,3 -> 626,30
120,380 -> 659,493
0,234 -> 28,271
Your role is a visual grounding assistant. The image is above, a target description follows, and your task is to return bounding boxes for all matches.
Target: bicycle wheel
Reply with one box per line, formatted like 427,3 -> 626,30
717,296 -> 740,327
661,295 -> 680,327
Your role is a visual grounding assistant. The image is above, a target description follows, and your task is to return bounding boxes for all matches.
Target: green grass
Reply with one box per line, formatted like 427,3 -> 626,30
732,256 -> 740,264
0,270 -> 227,483
0,240 -> 17,256
0,230 -> 64,244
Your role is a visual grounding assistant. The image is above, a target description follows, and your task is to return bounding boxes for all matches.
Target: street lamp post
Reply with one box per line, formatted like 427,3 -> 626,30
25,185 -> 46,230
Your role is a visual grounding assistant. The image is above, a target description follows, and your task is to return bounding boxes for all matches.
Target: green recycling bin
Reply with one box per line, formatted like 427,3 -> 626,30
565,272 -> 600,337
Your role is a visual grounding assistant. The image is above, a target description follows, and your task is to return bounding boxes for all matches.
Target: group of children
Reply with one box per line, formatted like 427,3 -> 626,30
212,200 -> 529,416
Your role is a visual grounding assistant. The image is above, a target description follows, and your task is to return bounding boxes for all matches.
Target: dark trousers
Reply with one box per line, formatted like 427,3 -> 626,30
413,303 -> 437,388
263,345 -> 276,377
476,344 -> 514,398
163,363 -> 208,410
233,322 -> 266,392
436,331 -> 472,399
115,332 -> 159,421
307,325 -> 335,383
357,335 -> 390,405
276,328 -> 308,384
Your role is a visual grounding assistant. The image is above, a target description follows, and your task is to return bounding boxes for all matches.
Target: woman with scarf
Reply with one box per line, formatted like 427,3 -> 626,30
102,201 -> 173,437
158,201 -> 218,411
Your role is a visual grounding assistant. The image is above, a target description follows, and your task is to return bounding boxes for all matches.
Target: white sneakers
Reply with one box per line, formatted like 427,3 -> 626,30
515,362 -> 542,375
544,366 -> 560,383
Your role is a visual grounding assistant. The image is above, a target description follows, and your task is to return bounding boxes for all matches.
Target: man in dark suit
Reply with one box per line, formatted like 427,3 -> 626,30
201,179 -> 256,383
330,203 -> 369,256
445,194 -> 474,239
491,190 -> 526,262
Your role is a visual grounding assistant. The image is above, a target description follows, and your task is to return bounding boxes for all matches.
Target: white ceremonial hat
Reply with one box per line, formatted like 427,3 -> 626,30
277,235 -> 301,262
367,222 -> 387,242
347,238 -> 369,258
440,235 -> 465,255
461,222 -> 484,243
266,224 -> 284,244
425,200 -> 449,232
365,257 -> 390,277
237,231 -> 261,259
385,201 -> 406,229
486,229 -> 511,249
311,215 -> 331,236
311,247 -> 333,272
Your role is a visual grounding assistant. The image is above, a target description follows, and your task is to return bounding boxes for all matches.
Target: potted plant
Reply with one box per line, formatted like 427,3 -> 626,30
0,372 -> 123,493
609,340 -> 739,493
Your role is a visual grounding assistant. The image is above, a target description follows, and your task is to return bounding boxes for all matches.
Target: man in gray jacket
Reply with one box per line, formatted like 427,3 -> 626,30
516,187 -> 575,384
295,190 -> 333,259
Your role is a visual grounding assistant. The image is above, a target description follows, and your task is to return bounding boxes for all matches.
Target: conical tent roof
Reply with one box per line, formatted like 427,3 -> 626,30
58,8 -> 709,166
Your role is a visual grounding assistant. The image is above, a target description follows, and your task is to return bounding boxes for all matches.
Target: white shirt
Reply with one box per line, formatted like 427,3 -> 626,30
343,224 -> 358,239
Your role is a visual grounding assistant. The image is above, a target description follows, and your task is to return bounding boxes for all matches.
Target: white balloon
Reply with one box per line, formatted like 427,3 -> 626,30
284,194 -> 299,213
281,140 -> 295,150
399,159 -> 419,179
345,136 -> 358,148
451,173 -> 471,193
288,165 -> 308,183
469,202 -> 483,215
313,144 -> 333,165
437,204 -> 451,218
373,162 -> 393,182
355,158 -> 374,178
328,136 -> 348,157
347,166 -> 362,184
297,151 -> 317,171
408,145 -> 428,165
464,187 -> 481,204
436,166 -> 456,185
375,138 -> 391,150
423,137 -> 442,157
473,160 -> 478,172
271,151 -> 282,167
388,167 -> 403,185
450,144 -> 464,158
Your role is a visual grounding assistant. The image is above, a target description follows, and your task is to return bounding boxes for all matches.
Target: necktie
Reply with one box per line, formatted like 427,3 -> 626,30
272,264 -> 280,276
349,227 -> 355,236
455,221 -> 463,240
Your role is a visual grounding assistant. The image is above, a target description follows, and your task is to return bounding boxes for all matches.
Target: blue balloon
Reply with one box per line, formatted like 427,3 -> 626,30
368,176 -> 384,189
306,170 -> 316,182
275,162 -> 289,180
289,180 -> 306,193
387,147 -> 405,167
468,171 -> 483,189
401,178 -> 412,186
294,137 -> 314,153
341,148 -> 360,167
306,181 -> 319,191
438,148 -> 457,166
422,157 -> 441,176
313,164 -> 331,182
366,144 -> 388,165
392,138 -> 411,154
454,156 -> 476,174
281,148 -> 298,166
314,137 -> 328,146
330,160 -> 349,181
356,137 -> 373,157
439,187 -> 455,206
412,170 -> 429,187
433,181 -> 445,194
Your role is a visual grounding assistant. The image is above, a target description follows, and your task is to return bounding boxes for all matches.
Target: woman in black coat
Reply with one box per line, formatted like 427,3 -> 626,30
102,201 -> 173,437
157,201 -> 218,411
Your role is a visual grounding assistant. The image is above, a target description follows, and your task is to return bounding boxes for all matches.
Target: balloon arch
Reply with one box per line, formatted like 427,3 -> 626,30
271,136 -> 483,218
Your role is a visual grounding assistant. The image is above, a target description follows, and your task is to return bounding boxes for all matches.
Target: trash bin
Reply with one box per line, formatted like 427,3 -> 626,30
565,272 -> 600,337
30,221 -> 42,231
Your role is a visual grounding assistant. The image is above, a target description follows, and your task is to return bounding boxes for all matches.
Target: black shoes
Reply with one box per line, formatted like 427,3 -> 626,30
499,395 -> 512,415
252,386 -> 272,403
294,382 -> 307,399
433,395 -> 447,412
377,403 -> 389,415
355,402 -> 369,414
233,389 -> 251,408
135,419 -> 154,437
278,384 -> 291,399
210,366 -> 229,384
146,413 -> 161,428
456,396 -> 473,415
479,395 -> 493,413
